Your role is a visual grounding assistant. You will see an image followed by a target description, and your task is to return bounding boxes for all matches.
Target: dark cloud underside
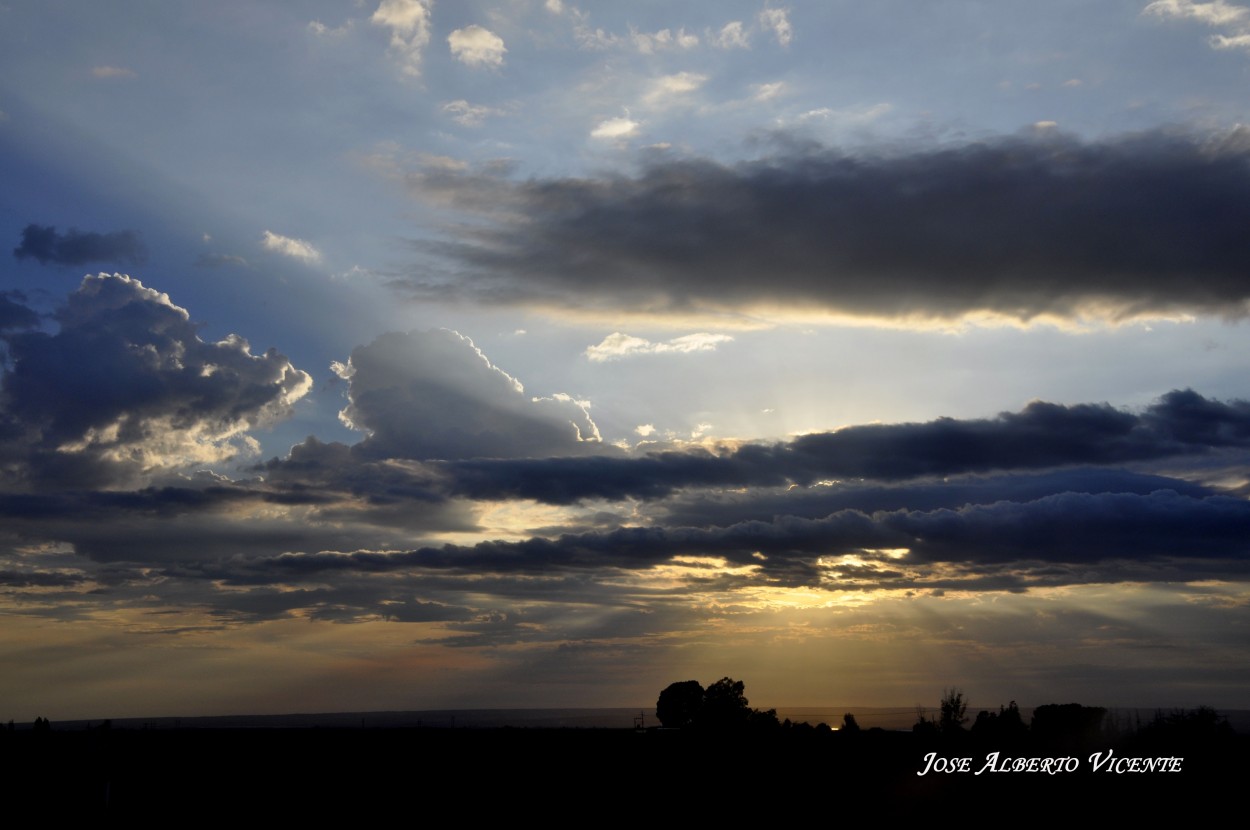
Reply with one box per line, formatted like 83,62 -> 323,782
13,224 -> 147,267
441,390 -> 1250,503
409,129 -> 1250,320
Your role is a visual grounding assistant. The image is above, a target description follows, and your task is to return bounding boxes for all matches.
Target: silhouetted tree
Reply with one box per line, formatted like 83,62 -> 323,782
841,712 -> 860,732
939,688 -> 967,734
971,701 -> 1027,743
701,677 -> 751,729
656,680 -> 704,728
657,676 -> 783,730
1140,706 -> 1234,745
746,707 -> 781,730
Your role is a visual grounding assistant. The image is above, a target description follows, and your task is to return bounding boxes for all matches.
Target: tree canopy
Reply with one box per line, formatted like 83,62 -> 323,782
655,676 -> 779,731
656,680 -> 704,729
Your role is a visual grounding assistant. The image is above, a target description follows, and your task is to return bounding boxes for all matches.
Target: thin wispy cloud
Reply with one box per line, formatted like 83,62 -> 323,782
585,332 -> 733,361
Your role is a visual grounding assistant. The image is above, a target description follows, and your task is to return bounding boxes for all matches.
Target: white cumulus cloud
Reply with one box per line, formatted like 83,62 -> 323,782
713,20 -> 750,48
591,116 -> 640,139
1145,0 -> 1250,51
448,25 -> 507,67
261,230 -> 322,263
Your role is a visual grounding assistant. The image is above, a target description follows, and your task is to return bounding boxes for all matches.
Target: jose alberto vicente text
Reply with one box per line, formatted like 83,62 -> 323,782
918,750 -> 1183,776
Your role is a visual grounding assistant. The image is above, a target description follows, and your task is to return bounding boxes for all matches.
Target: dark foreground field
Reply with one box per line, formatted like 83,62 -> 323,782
3,724 -> 1244,818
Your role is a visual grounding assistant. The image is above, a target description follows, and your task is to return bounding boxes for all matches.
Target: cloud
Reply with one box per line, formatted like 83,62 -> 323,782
0,292 -> 39,332
371,0 -> 432,76
1145,0 -> 1249,26
406,128 -> 1250,322
225,488 -> 1250,589
91,66 -> 136,79
713,21 -> 750,48
448,25 -> 506,68
442,99 -> 505,127
13,224 -> 147,267
438,390 -> 1250,504
1145,0 -> 1250,51
759,7 -> 793,46
0,274 -> 311,489
791,102 -> 892,126
643,72 -> 708,107
751,81 -> 785,101
630,27 -> 699,53
308,19 -> 353,37
585,332 -> 732,361
261,230 -> 321,263
335,329 -> 602,461
590,115 -> 640,139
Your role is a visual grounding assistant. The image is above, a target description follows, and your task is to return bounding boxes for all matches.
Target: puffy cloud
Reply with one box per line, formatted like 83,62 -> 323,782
448,24 -> 507,67
590,115 -> 639,139
408,129 -> 1250,323
712,21 -> 750,48
13,224 -> 147,267
1145,1 -> 1250,51
260,230 -> 321,263
371,0 -> 432,76
759,7 -> 793,46
630,27 -> 699,53
336,329 -> 602,460
585,332 -> 732,361
0,274 -> 311,488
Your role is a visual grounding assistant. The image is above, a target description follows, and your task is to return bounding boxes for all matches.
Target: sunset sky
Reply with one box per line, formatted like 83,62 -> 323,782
3,0 -> 1250,720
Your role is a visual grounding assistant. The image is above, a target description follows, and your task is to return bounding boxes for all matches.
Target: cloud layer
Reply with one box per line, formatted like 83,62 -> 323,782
406,129 -> 1250,322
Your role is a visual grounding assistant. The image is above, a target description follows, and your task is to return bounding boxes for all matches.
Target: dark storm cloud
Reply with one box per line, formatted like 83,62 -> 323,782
13,223 -> 147,267
210,488 -> 1250,591
408,128 -> 1250,320
337,329 -> 603,460
0,292 -> 39,332
0,273 -> 311,488
441,390 -> 1250,503
654,468 -> 1218,528
0,569 -> 88,588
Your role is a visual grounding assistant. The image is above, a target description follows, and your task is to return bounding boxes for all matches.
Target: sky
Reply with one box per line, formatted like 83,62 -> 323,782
3,0 -> 1250,720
